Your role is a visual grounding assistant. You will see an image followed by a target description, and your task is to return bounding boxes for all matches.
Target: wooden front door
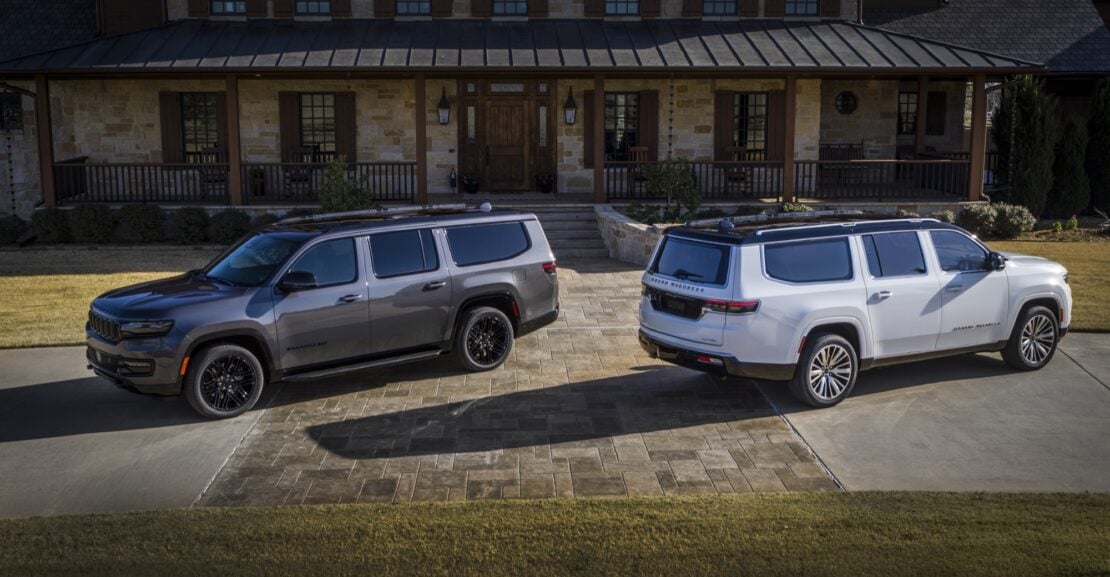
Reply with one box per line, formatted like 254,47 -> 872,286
458,80 -> 556,193
484,100 -> 529,190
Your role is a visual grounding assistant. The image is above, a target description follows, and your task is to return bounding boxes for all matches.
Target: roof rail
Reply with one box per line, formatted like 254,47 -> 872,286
277,203 -> 492,225
685,209 -> 866,232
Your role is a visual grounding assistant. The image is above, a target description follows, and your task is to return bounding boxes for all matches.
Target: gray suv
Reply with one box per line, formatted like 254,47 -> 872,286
86,204 -> 559,418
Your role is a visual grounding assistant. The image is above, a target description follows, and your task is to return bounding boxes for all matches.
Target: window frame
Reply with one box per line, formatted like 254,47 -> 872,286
861,231 -> 929,279
368,229 -> 441,279
897,91 -> 918,136
604,0 -> 640,16
492,0 -> 529,15
650,236 -> 733,288
180,92 -> 221,164
603,92 -> 640,162
733,92 -> 768,160
928,230 -> 991,274
286,236 -> 361,289
294,0 -> 331,14
702,0 -> 737,15
762,237 -> 855,285
210,0 -> 247,15
395,0 -> 432,15
445,222 -> 533,268
298,92 -> 338,162
0,93 -> 23,131
784,0 -> 819,16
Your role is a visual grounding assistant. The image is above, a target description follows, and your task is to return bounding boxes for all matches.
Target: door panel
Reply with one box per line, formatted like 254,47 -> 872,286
484,101 -> 529,190
858,233 -> 942,358
927,231 -> 1010,350
367,230 -> 453,355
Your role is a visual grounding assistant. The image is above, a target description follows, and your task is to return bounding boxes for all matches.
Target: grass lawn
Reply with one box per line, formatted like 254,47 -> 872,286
0,493 -> 1107,577
991,241 -> 1110,332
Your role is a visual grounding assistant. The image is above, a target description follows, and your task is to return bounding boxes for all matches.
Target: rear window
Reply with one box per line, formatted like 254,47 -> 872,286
764,237 -> 852,283
651,237 -> 731,286
446,222 -> 531,267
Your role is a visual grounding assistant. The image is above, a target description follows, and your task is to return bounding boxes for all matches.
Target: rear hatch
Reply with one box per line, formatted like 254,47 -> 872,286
640,234 -> 738,347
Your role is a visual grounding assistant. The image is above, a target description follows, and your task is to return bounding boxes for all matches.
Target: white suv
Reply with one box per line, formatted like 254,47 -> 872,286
638,213 -> 1072,407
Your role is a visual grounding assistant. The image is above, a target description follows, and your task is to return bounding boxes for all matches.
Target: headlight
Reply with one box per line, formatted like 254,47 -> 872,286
119,320 -> 174,337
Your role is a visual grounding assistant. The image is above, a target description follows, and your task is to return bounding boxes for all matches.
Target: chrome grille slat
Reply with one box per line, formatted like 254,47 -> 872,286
88,309 -> 121,341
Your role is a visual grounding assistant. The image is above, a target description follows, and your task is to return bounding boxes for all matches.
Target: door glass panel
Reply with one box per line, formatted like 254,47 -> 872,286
930,231 -> 989,272
290,238 -> 357,287
489,83 -> 525,93
538,105 -> 548,147
466,105 -> 476,144
863,232 -> 927,278
370,231 -> 430,278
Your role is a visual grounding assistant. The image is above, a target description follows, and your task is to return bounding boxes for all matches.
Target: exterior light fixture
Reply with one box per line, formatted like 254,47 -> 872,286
564,88 -> 577,126
437,87 -> 451,125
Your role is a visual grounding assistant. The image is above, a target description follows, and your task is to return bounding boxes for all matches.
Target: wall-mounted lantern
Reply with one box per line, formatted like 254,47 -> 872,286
437,87 -> 451,125
564,88 -> 577,126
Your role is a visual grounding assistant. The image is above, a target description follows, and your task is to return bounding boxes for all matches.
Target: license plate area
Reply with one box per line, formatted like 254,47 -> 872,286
647,287 -> 703,320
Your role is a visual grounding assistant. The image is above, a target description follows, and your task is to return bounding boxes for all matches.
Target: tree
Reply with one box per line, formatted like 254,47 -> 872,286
1046,117 -> 1091,218
1087,77 -> 1110,213
318,156 -> 379,213
992,76 -> 1058,217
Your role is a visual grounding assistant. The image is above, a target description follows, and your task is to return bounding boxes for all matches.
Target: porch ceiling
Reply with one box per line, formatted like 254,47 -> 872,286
0,19 -> 1041,76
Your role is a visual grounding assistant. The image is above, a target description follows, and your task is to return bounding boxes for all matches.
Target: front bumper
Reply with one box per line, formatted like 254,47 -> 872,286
638,330 -> 795,381
86,332 -> 184,395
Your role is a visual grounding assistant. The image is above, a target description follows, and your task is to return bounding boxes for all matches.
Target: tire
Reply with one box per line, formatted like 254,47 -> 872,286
184,344 -> 265,419
789,333 -> 858,408
455,306 -> 514,372
1001,305 -> 1058,371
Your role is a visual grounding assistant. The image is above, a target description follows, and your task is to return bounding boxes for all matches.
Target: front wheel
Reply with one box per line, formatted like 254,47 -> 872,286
789,333 -> 858,408
184,344 -> 265,419
1002,305 -> 1058,371
456,306 -> 514,372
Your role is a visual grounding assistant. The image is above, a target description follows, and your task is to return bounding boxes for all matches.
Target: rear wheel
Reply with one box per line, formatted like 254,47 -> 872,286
456,306 -> 514,372
184,344 -> 264,419
789,333 -> 858,408
1002,305 -> 1058,371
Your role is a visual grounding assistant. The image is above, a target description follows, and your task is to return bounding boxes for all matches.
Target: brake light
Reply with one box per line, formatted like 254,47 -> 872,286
696,355 -> 724,366
702,299 -> 759,315
542,261 -> 557,275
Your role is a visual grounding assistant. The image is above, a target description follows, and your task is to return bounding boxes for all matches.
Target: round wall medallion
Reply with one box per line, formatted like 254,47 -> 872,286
835,91 -> 859,115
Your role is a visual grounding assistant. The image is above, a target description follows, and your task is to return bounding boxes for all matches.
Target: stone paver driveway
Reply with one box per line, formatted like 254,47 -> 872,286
197,259 -> 836,506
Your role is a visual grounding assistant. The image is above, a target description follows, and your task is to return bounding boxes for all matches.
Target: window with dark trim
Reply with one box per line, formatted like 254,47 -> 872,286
897,92 -> 917,136
446,223 -> 531,267
295,0 -> 331,14
604,93 -> 639,161
290,238 -> 359,287
396,0 -> 431,14
703,0 -> 737,15
370,229 -> 439,278
210,0 -> 247,14
299,93 -> 337,161
0,93 -> 22,131
862,232 -> 927,278
605,0 -> 639,15
180,93 -> 220,163
930,231 -> 989,273
785,0 -> 819,15
764,238 -> 853,283
733,92 -> 768,160
493,0 -> 528,15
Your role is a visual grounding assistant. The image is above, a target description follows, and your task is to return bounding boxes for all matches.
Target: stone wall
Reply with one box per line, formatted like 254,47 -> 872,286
820,79 -> 898,159
0,81 -> 41,218
595,204 -> 667,265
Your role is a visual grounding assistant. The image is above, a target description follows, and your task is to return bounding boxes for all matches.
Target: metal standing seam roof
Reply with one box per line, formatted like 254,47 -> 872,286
0,18 -> 1042,74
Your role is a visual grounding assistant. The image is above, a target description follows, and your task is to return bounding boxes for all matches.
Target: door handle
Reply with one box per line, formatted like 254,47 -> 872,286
876,290 -> 893,300
337,294 -> 363,304
424,281 -> 447,291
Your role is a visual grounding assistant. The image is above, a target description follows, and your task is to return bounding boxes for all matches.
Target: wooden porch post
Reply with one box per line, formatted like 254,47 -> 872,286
34,74 -> 56,208
967,73 -> 987,202
914,75 -> 928,156
781,75 -> 797,203
592,74 -> 605,203
415,73 -> 428,204
225,75 -> 243,205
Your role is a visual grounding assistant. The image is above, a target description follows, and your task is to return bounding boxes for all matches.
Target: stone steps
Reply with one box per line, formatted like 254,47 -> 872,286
522,207 -> 610,260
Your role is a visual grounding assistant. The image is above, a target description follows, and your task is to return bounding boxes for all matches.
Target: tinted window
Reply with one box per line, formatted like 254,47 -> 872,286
290,238 -> 358,286
370,229 -> 438,278
651,237 -> 730,286
206,233 -> 306,287
863,232 -> 927,278
765,238 -> 852,283
930,231 -> 989,272
446,222 -> 530,267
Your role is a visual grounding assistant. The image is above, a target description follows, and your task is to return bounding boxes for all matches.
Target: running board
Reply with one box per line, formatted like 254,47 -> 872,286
283,350 -> 443,382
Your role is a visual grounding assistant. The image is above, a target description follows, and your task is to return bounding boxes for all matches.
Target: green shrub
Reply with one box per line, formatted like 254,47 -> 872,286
1087,78 -> 1110,213
31,208 -> 70,244
0,215 -> 29,245
991,76 -> 1058,216
207,210 -> 252,245
166,208 -> 210,245
68,204 -> 116,244
733,205 -> 768,217
779,202 -> 812,213
992,203 -> 1036,239
1052,220 -> 1064,233
930,210 -> 955,224
251,213 -> 282,229
895,209 -> 920,218
695,207 -> 728,219
115,204 -> 165,243
642,158 -> 700,218
1047,117 -> 1091,219
1064,215 -> 1079,231
956,204 -> 996,237
318,157 -> 380,213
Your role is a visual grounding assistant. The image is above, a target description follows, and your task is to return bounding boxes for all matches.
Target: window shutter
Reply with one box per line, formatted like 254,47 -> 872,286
375,0 -> 396,17
767,90 -> 786,161
528,0 -> 549,18
332,0 -> 353,16
738,0 -> 757,16
641,0 -> 661,17
584,0 -> 604,18
682,0 -> 702,17
279,92 -> 300,163
765,0 -> 785,17
714,91 -> 734,161
639,91 -> 659,161
335,92 -> 358,163
215,92 -> 229,161
431,0 -> 452,16
471,0 -> 491,17
273,0 -> 294,17
187,0 -> 209,17
583,90 -> 595,168
821,0 -> 840,17
245,0 -> 267,17
926,91 -> 946,136
160,92 -> 184,163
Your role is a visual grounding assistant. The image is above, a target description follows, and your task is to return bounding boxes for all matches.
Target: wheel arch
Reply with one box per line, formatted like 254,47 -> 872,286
800,319 -> 865,363
446,292 -> 521,349
182,329 -> 276,385
1009,295 -> 1063,334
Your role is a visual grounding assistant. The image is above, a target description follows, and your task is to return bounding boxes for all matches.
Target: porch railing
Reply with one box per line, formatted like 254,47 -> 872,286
605,161 -> 784,202
242,162 -> 416,204
925,151 -> 1001,187
793,159 -> 970,201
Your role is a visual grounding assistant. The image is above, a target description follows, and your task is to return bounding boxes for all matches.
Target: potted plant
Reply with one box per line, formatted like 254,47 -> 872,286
535,172 -> 555,194
461,172 -> 481,194
249,167 -> 266,197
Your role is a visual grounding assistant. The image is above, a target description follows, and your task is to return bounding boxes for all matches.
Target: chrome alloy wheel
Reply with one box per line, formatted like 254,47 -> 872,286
199,354 -> 257,412
466,314 -> 509,367
808,344 -> 854,401
1020,313 -> 1056,366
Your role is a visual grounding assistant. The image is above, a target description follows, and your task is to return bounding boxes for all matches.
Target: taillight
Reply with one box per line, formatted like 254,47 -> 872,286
696,355 -> 724,366
542,261 -> 557,275
702,299 -> 759,315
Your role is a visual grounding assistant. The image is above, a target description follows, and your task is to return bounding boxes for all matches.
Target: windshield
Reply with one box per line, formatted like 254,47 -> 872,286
651,237 -> 731,286
205,233 -> 307,287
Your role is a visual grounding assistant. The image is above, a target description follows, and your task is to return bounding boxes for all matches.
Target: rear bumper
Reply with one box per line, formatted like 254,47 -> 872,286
638,330 -> 795,381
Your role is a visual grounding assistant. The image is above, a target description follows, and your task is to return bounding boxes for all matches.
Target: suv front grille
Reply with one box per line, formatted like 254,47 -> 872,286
644,286 -> 704,320
88,309 -> 122,342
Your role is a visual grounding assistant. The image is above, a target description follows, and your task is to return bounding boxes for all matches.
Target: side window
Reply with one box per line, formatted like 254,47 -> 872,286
289,238 -> 358,287
862,232 -> 927,278
446,222 -> 531,267
930,231 -> 989,273
369,229 -> 438,278
764,237 -> 852,283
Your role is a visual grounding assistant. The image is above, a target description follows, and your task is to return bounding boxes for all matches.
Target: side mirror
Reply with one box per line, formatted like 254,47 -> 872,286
278,271 -> 318,292
988,252 -> 1006,271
